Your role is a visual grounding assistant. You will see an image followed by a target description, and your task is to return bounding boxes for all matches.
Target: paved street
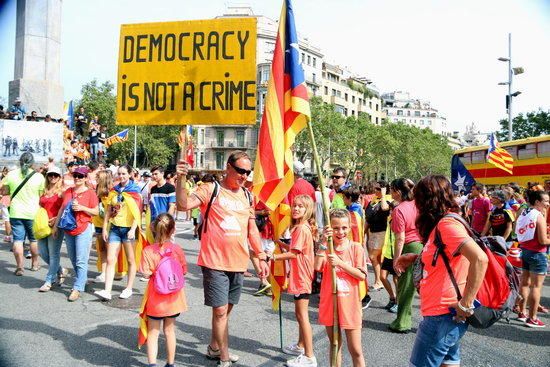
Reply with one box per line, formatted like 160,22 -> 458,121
0,220 -> 548,367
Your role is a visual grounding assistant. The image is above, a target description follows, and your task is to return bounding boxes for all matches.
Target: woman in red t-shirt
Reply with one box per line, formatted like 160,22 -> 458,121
53,166 -> 99,302
37,166 -> 66,292
395,175 -> 488,367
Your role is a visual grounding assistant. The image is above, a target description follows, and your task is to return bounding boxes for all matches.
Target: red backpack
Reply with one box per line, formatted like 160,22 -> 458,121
434,213 -> 520,329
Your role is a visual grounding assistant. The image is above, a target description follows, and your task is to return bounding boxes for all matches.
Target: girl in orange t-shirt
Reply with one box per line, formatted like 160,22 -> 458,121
315,209 -> 367,367
139,213 -> 188,367
272,194 -> 318,366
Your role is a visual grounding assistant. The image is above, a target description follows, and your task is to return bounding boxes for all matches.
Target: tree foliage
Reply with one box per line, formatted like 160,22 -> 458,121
295,97 -> 453,181
77,79 -> 181,168
497,109 -> 550,141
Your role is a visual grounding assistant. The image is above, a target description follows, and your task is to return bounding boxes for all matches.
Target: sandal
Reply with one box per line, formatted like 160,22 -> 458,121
14,268 -> 24,276
39,283 -> 52,292
30,265 -> 41,272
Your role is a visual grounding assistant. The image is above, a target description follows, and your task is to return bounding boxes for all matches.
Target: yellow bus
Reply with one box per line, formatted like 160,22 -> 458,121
453,135 -> 550,187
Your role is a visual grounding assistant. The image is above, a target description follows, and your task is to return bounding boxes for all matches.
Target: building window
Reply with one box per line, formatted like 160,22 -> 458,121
397,110 -> 403,116
312,73 -> 316,83
407,110 -> 411,116
313,57 -> 316,67
369,101 -> 372,109
198,128 -> 205,146
332,89 -> 337,96
307,55 -> 311,65
345,93 -> 348,101
215,152 -> 225,170
236,130 -> 245,147
415,111 -> 421,117
344,108 -> 348,116
376,117 -> 379,124
199,152 -> 205,167
324,86 -> 328,95
420,119 -> 424,125
351,110 -> 355,116
376,104 -> 379,111
216,130 -> 224,147
337,90 -> 341,97
352,96 -> 355,103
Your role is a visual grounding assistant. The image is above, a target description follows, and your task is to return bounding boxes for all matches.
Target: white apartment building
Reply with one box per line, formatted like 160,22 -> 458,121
382,91 -> 450,136
193,6 -> 383,171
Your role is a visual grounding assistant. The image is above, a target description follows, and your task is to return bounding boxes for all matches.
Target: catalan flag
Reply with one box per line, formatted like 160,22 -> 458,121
105,129 -> 130,148
252,0 -> 310,211
487,133 -> 513,174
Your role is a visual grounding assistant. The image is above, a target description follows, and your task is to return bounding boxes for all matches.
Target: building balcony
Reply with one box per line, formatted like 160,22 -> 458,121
210,140 -> 252,149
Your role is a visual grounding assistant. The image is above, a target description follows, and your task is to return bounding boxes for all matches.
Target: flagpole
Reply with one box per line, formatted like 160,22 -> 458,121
306,119 -> 339,367
278,296 -> 283,350
133,125 -> 137,167
179,125 -> 188,162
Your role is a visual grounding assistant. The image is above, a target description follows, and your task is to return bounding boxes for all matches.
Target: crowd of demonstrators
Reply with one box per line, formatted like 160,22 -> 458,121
2,145 -> 549,366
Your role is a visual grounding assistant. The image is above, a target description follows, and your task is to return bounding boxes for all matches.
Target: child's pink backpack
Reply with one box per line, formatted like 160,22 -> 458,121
153,246 -> 185,295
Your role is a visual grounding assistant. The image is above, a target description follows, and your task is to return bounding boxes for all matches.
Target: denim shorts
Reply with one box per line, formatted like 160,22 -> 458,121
202,267 -> 244,308
10,218 -> 35,243
108,225 -> 132,244
410,314 -> 468,367
521,248 -> 548,275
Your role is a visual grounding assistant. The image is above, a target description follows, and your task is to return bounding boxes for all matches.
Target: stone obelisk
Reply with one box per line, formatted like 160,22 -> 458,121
9,0 -> 63,118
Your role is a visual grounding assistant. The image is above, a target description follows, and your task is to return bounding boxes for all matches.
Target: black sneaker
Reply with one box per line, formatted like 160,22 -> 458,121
362,295 -> 372,310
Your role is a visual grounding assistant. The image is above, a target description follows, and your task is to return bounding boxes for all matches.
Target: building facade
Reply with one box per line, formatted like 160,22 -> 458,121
382,91 -> 450,137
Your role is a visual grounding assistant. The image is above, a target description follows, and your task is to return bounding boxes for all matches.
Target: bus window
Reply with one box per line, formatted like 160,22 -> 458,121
472,151 -> 485,163
458,152 -> 471,164
517,143 -> 536,159
537,141 -> 550,157
503,145 -> 517,158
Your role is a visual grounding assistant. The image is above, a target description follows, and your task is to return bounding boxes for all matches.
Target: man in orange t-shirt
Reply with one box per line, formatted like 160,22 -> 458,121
176,150 -> 269,365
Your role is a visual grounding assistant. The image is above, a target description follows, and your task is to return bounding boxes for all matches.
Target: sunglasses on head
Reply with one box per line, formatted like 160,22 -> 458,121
229,162 -> 252,176
72,173 -> 86,179
331,175 -> 344,179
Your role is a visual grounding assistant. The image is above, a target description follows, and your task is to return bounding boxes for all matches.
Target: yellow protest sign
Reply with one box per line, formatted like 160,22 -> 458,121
116,18 -> 257,125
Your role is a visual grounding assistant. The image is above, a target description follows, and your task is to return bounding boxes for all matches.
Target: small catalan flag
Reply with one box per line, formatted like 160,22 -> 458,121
105,129 -> 129,148
487,133 -> 514,175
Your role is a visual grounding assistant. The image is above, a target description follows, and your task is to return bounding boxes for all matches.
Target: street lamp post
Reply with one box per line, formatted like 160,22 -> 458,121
498,33 -> 524,141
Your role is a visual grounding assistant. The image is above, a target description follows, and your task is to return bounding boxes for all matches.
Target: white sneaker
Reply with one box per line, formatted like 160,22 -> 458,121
119,288 -> 133,299
286,354 -> 317,367
283,343 -> 305,356
94,289 -> 112,300
139,276 -> 150,282
93,274 -> 105,283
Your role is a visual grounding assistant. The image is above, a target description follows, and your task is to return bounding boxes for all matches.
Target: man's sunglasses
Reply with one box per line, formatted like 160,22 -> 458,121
229,162 -> 252,176
331,175 -> 344,179
72,173 -> 86,179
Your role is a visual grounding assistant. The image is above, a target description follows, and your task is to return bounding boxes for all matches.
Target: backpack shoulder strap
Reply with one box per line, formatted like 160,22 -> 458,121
201,182 -> 220,234
242,187 -> 253,207
434,222 -> 463,301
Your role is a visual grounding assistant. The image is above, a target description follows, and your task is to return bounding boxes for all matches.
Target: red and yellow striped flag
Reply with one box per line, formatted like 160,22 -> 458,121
252,0 -> 310,210
487,133 -> 513,174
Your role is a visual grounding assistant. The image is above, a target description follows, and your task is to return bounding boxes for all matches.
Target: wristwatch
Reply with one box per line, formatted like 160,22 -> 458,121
457,301 -> 474,312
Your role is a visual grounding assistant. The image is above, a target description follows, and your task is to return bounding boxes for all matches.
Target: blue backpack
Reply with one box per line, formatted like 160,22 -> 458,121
57,190 -> 77,231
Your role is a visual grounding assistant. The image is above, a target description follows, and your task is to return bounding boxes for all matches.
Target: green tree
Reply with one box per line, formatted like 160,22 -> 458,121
497,109 -> 550,140
77,79 -> 181,168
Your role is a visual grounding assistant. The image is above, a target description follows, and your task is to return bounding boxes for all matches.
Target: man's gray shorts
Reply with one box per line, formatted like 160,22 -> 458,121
201,267 -> 244,308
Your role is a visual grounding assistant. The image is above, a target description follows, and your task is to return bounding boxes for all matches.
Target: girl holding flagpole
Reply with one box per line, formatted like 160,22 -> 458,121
315,209 -> 367,367
272,195 -> 317,367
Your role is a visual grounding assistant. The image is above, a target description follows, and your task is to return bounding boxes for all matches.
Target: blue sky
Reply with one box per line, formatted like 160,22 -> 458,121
1,0 -> 549,133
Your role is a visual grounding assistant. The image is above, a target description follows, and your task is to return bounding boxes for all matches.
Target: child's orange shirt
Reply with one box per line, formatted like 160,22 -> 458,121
287,223 -> 315,295
140,242 -> 188,317
318,241 -> 366,329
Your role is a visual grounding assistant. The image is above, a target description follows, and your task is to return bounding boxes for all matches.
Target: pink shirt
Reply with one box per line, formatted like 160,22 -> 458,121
288,224 -> 315,295
391,200 -> 421,243
471,197 -> 491,233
